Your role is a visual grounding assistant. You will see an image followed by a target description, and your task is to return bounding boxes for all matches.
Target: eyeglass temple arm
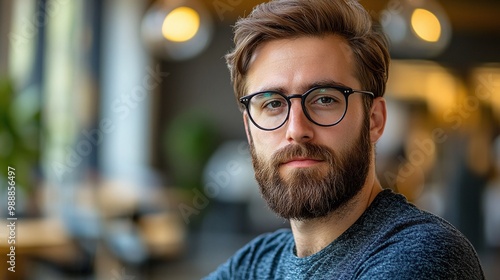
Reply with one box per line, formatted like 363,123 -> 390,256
353,90 -> 375,97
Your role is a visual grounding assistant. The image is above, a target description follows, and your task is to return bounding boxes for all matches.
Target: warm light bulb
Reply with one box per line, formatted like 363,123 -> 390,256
162,6 -> 200,42
411,8 -> 442,42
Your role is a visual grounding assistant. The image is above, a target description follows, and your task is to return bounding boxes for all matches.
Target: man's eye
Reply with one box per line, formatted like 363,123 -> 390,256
317,97 -> 335,104
265,100 -> 284,108
313,96 -> 340,105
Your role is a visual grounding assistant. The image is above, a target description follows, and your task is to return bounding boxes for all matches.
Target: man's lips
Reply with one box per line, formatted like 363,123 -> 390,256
281,158 -> 324,167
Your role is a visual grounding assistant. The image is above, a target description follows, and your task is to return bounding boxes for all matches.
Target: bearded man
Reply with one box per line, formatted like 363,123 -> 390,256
204,0 -> 485,279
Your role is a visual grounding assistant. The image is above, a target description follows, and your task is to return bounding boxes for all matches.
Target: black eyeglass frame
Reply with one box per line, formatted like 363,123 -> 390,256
240,86 -> 375,131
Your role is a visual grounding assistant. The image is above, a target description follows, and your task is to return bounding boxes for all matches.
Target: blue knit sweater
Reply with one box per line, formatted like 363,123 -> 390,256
204,189 -> 484,279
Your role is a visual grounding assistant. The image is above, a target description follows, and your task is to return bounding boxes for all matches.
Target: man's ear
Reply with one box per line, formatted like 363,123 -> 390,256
369,97 -> 387,143
243,111 -> 253,145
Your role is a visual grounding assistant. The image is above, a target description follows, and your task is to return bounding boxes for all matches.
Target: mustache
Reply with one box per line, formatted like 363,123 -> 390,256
271,142 -> 335,166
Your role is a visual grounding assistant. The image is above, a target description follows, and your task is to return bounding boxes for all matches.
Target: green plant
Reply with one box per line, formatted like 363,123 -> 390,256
0,78 -> 41,191
163,110 -> 218,192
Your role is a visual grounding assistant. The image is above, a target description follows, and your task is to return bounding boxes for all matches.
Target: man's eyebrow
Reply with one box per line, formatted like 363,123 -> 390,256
307,80 -> 349,89
251,80 -> 349,95
293,80 -> 350,94
251,86 -> 286,94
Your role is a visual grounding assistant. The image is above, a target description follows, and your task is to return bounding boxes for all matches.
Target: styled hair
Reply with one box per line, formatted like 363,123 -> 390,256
225,0 -> 390,110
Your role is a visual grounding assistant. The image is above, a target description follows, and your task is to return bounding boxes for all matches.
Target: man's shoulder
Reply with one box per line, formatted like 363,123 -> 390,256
203,228 -> 293,280
357,189 -> 485,279
369,189 -> 477,252
237,228 -> 293,256
371,189 -> 455,228
358,224 -> 485,279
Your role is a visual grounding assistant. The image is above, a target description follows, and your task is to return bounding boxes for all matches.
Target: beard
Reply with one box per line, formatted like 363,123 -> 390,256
249,116 -> 372,220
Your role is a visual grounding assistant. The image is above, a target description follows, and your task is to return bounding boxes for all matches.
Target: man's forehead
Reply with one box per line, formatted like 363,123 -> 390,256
245,35 -> 357,94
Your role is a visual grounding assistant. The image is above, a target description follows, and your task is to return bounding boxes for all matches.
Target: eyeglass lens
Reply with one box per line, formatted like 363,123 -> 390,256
247,87 -> 347,130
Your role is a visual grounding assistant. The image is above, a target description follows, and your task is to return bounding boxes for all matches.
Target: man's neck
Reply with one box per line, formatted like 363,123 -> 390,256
290,180 -> 382,258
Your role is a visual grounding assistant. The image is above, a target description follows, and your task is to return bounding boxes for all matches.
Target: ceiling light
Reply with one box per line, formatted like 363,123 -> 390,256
411,8 -> 441,43
162,6 -> 200,42
142,0 -> 213,61
381,0 -> 451,58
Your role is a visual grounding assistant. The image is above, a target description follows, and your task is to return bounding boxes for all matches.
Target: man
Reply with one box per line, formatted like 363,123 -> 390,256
205,0 -> 485,279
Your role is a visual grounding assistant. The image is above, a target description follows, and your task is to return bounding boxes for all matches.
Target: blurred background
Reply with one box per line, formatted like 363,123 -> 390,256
0,0 -> 499,279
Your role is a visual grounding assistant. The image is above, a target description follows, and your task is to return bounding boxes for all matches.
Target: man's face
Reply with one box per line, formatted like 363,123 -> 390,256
244,35 -> 374,220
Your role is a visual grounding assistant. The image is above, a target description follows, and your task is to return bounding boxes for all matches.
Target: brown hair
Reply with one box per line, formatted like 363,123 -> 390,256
225,0 -> 390,111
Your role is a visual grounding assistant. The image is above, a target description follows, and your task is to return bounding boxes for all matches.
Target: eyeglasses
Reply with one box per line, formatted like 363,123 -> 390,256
240,86 -> 374,131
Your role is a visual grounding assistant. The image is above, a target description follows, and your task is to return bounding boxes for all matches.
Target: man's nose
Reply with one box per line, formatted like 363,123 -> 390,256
285,100 -> 314,143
